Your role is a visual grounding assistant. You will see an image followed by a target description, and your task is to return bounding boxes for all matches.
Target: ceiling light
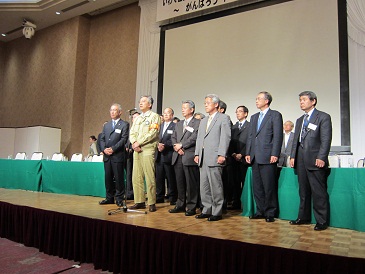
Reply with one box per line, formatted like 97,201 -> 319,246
56,11 -> 61,15
1,34 -> 6,37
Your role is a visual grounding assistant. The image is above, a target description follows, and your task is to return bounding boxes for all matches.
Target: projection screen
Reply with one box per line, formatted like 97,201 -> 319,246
161,0 -> 343,146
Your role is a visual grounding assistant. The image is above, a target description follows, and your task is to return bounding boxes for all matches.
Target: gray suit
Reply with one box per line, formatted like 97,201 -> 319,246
195,112 -> 231,216
278,132 -> 294,167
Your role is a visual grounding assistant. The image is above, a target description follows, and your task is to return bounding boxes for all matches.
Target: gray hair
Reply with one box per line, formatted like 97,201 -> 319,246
182,100 -> 195,110
299,91 -> 317,106
259,91 -> 272,106
140,95 -> 154,106
205,94 -> 220,104
111,103 -> 122,112
164,107 -> 174,115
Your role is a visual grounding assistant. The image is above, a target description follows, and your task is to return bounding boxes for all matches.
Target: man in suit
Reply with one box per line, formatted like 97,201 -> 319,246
289,91 -> 332,231
227,105 -> 250,210
194,94 -> 231,221
129,95 -> 160,212
245,91 -> 283,222
99,103 -> 129,207
169,100 -> 201,216
278,120 -> 295,167
156,107 -> 177,204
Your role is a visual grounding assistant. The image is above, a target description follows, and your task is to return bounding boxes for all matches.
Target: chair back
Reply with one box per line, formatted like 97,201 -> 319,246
357,158 -> 365,168
92,154 -> 103,162
70,153 -> 83,162
328,155 -> 340,168
51,153 -> 64,161
31,152 -> 43,160
15,152 -> 27,160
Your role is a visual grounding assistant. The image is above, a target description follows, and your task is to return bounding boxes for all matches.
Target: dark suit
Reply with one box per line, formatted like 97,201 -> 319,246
228,120 -> 250,208
278,132 -> 294,167
100,119 -> 129,203
125,138 -> 134,199
156,122 -> 177,202
171,117 -> 200,211
246,109 -> 283,218
96,132 -> 103,154
195,112 -> 231,217
290,108 -> 332,224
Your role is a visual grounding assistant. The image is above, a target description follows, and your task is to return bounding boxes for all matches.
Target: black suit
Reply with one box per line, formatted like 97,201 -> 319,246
228,120 -> 250,208
125,138 -> 134,199
156,122 -> 177,202
100,119 -> 129,203
246,109 -> 283,217
171,117 -> 200,211
290,108 -> 332,224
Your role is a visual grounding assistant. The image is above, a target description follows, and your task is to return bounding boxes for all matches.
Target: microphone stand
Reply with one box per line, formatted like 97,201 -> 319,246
108,109 -> 147,215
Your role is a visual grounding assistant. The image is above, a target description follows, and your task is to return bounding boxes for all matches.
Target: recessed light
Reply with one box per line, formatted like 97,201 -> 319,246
1,34 -> 6,37
56,11 -> 61,15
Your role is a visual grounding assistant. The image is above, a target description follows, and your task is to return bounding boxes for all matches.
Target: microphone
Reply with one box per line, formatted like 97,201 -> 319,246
127,108 -> 137,113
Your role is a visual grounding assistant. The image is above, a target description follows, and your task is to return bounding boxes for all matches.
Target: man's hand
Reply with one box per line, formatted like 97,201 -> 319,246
173,143 -> 182,152
194,156 -> 199,164
178,149 -> 184,155
104,148 -> 113,155
245,155 -> 251,164
290,158 -> 295,168
270,156 -> 278,164
315,159 -> 325,168
158,143 -> 165,152
132,142 -> 140,150
217,156 -> 226,165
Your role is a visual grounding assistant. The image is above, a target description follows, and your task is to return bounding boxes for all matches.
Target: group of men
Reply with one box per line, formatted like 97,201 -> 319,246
98,90 -> 332,230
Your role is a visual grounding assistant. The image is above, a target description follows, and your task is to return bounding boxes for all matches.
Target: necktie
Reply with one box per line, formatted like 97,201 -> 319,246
183,120 -> 187,132
257,112 -> 263,131
239,122 -> 242,130
112,120 -> 116,130
206,116 -> 213,132
301,114 -> 309,142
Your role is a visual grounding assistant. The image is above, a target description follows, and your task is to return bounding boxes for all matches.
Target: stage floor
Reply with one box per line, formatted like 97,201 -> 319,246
1,188 -> 364,260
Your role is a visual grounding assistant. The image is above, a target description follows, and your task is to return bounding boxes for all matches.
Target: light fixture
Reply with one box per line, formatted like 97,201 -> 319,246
1,34 -> 6,37
56,11 -> 61,15
22,19 -> 37,39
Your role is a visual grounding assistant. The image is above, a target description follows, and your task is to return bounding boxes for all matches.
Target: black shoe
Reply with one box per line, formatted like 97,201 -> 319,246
249,214 -> 265,219
208,215 -> 222,221
195,213 -> 212,219
149,204 -> 157,212
265,217 -> 275,222
99,199 -> 114,205
128,203 -> 146,209
116,201 -> 124,207
289,219 -> 311,225
156,198 -> 165,204
170,201 -> 177,206
314,223 -> 328,231
169,207 -> 185,213
185,210 -> 196,216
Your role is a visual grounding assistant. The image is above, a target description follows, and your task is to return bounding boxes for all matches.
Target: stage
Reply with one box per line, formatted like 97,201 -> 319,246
0,188 -> 364,273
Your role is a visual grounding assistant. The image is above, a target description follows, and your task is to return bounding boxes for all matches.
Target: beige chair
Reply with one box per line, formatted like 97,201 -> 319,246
328,155 -> 340,168
31,152 -> 43,160
91,154 -> 103,162
70,153 -> 83,162
14,152 -> 27,160
357,158 -> 364,168
51,153 -> 64,161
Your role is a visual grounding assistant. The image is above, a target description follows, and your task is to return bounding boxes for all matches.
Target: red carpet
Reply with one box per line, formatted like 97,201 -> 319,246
0,237 -> 106,274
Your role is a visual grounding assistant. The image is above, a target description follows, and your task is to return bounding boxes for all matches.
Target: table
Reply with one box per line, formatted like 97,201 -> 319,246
41,160 -> 105,197
241,167 -> 365,232
0,159 -> 42,191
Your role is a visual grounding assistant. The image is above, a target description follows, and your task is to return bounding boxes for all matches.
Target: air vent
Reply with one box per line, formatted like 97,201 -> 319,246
62,0 -> 89,13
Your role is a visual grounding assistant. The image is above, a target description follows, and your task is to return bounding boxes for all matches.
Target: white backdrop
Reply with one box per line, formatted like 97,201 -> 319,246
162,0 -> 341,145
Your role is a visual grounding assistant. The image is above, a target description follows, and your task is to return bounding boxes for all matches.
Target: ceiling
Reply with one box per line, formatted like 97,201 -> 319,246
0,0 -> 137,42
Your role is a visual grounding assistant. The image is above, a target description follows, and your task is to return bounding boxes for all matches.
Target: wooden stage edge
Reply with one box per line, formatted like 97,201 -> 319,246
0,188 -> 365,274
1,188 -> 365,261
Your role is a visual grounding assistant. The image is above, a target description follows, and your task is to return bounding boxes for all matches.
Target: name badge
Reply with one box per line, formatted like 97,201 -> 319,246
167,130 -> 173,134
186,126 -> 194,133
308,123 -> 317,131
115,129 -> 121,134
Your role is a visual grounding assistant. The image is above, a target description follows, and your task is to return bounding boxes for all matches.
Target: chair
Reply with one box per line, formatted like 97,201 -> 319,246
328,155 -> 340,168
51,153 -> 64,161
70,153 -> 83,162
357,158 -> 365,168
14,152 -> 27,160
31,152 -> 43,160
91,154 -> 103,162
